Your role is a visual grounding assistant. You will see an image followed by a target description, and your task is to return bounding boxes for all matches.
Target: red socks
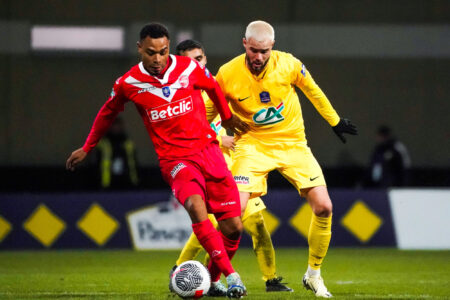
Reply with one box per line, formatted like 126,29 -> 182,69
207,231 -> 241,282
192,219 -> 237,279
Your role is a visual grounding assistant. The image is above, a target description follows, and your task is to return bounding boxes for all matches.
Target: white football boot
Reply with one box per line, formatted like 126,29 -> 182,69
302,274 -> 332,298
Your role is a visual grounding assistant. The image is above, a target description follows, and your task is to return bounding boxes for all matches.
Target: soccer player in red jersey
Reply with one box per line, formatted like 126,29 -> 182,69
66,23 -> 249,298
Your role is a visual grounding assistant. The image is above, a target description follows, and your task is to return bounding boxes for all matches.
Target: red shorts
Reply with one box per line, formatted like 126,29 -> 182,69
159,142 -> 241,221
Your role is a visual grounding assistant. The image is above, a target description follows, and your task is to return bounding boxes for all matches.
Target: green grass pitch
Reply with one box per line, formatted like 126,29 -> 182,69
0,248 -> 449,299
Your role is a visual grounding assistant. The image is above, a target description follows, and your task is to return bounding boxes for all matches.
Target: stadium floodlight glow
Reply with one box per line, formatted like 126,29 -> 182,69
31,26 -> 124,51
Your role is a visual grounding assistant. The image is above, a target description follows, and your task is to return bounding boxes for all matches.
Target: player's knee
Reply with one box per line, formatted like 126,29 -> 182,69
230,228 -> 243,240
312,201 -> 333,217
222,218 -> 243,240
184,195 -> 208,223
233,219 -> 244,235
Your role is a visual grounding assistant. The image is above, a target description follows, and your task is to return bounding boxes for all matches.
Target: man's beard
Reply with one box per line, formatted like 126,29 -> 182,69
246,55 -> 268,74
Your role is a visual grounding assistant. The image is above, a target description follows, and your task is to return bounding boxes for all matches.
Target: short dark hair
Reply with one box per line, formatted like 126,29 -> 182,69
140,23 -> 170,41
176,39 -> 204,55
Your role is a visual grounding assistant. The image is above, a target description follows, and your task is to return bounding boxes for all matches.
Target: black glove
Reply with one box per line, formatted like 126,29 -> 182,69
332,118 -> 358,143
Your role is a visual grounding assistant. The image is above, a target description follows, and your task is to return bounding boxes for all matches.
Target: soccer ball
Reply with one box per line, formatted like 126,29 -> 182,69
170,260 -> 211,298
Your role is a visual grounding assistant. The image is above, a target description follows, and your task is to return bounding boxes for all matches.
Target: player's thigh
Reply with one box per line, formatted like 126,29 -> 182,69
278,145 -> 326,197
206,169 -> 241,220
160,160 -> 207,206
199,142 -> 241,218
238,191 -> 251,216
184,194 -> 209,223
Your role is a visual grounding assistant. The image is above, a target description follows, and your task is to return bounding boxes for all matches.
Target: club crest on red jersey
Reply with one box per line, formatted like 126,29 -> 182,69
162,86 -> 171,97
179,75 -> 189,88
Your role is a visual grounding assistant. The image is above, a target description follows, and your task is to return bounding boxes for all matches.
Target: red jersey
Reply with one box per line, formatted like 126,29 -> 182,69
82,55 -> 232,160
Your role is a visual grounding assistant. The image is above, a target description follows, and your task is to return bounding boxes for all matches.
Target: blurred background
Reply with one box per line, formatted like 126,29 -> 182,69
0,0 -> 449,251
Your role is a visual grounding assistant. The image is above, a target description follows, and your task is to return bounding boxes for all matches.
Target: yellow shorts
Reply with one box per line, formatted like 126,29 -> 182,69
205,145 -> 265,223
232,140 -> 326,197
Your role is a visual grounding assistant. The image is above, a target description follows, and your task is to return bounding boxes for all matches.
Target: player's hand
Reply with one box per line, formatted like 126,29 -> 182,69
221,135 -> 235,151
66,148 -> 88,171
332,118 -> 358,143
222,114 -> 250,136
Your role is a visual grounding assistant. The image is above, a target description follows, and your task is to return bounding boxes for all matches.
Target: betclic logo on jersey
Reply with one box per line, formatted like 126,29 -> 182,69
147,96 -> 193,122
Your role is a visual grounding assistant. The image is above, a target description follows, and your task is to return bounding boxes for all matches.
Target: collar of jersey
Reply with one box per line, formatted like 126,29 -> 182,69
138,54 -> 177,85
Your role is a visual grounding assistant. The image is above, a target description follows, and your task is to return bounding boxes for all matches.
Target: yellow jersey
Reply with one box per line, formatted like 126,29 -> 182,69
201,91 -> 233,165
216,50 -> 340,145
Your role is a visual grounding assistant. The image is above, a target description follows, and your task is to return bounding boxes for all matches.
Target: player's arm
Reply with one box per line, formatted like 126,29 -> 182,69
194,65 -> 249,135
66,80 -> 127,171
202,92 -> 219,124
293,61 -> 340,126
200,91 -> 235,150
293,59 -> 357,143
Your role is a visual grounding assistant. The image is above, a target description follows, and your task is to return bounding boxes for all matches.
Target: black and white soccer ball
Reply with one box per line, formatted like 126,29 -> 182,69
170,260 -> 211,299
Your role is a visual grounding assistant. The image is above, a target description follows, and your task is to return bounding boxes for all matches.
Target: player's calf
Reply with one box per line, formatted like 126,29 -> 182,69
192,219 -> 236,279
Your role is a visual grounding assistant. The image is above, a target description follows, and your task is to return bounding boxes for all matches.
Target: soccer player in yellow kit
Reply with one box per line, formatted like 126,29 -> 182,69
215,21 -> 358,298
173,39 -> 292,295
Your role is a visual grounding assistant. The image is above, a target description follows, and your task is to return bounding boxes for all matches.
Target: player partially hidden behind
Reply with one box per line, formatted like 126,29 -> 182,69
173,39 -> 292,295
95,117 -> 139,189
368,125 -> 411,187
215,21 -> 358,298
65,23 -> 249,298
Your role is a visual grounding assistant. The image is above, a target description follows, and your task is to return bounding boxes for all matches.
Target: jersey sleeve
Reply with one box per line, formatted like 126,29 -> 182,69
193,63 -> 232,121
202,91 -> 219,123
82,78 -> 128,153
291,57 -> 340,127
215,68 -> 225,94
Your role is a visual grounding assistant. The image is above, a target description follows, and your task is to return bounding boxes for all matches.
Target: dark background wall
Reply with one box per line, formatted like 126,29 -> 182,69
0,0 -> 449,172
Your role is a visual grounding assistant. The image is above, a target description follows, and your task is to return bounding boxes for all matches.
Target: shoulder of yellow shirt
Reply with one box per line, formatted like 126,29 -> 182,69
218,50 -> 301,78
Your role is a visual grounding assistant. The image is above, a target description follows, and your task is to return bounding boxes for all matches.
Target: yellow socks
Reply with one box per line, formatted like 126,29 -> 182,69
243,211 -> 276,281
308,213 -> 332,270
